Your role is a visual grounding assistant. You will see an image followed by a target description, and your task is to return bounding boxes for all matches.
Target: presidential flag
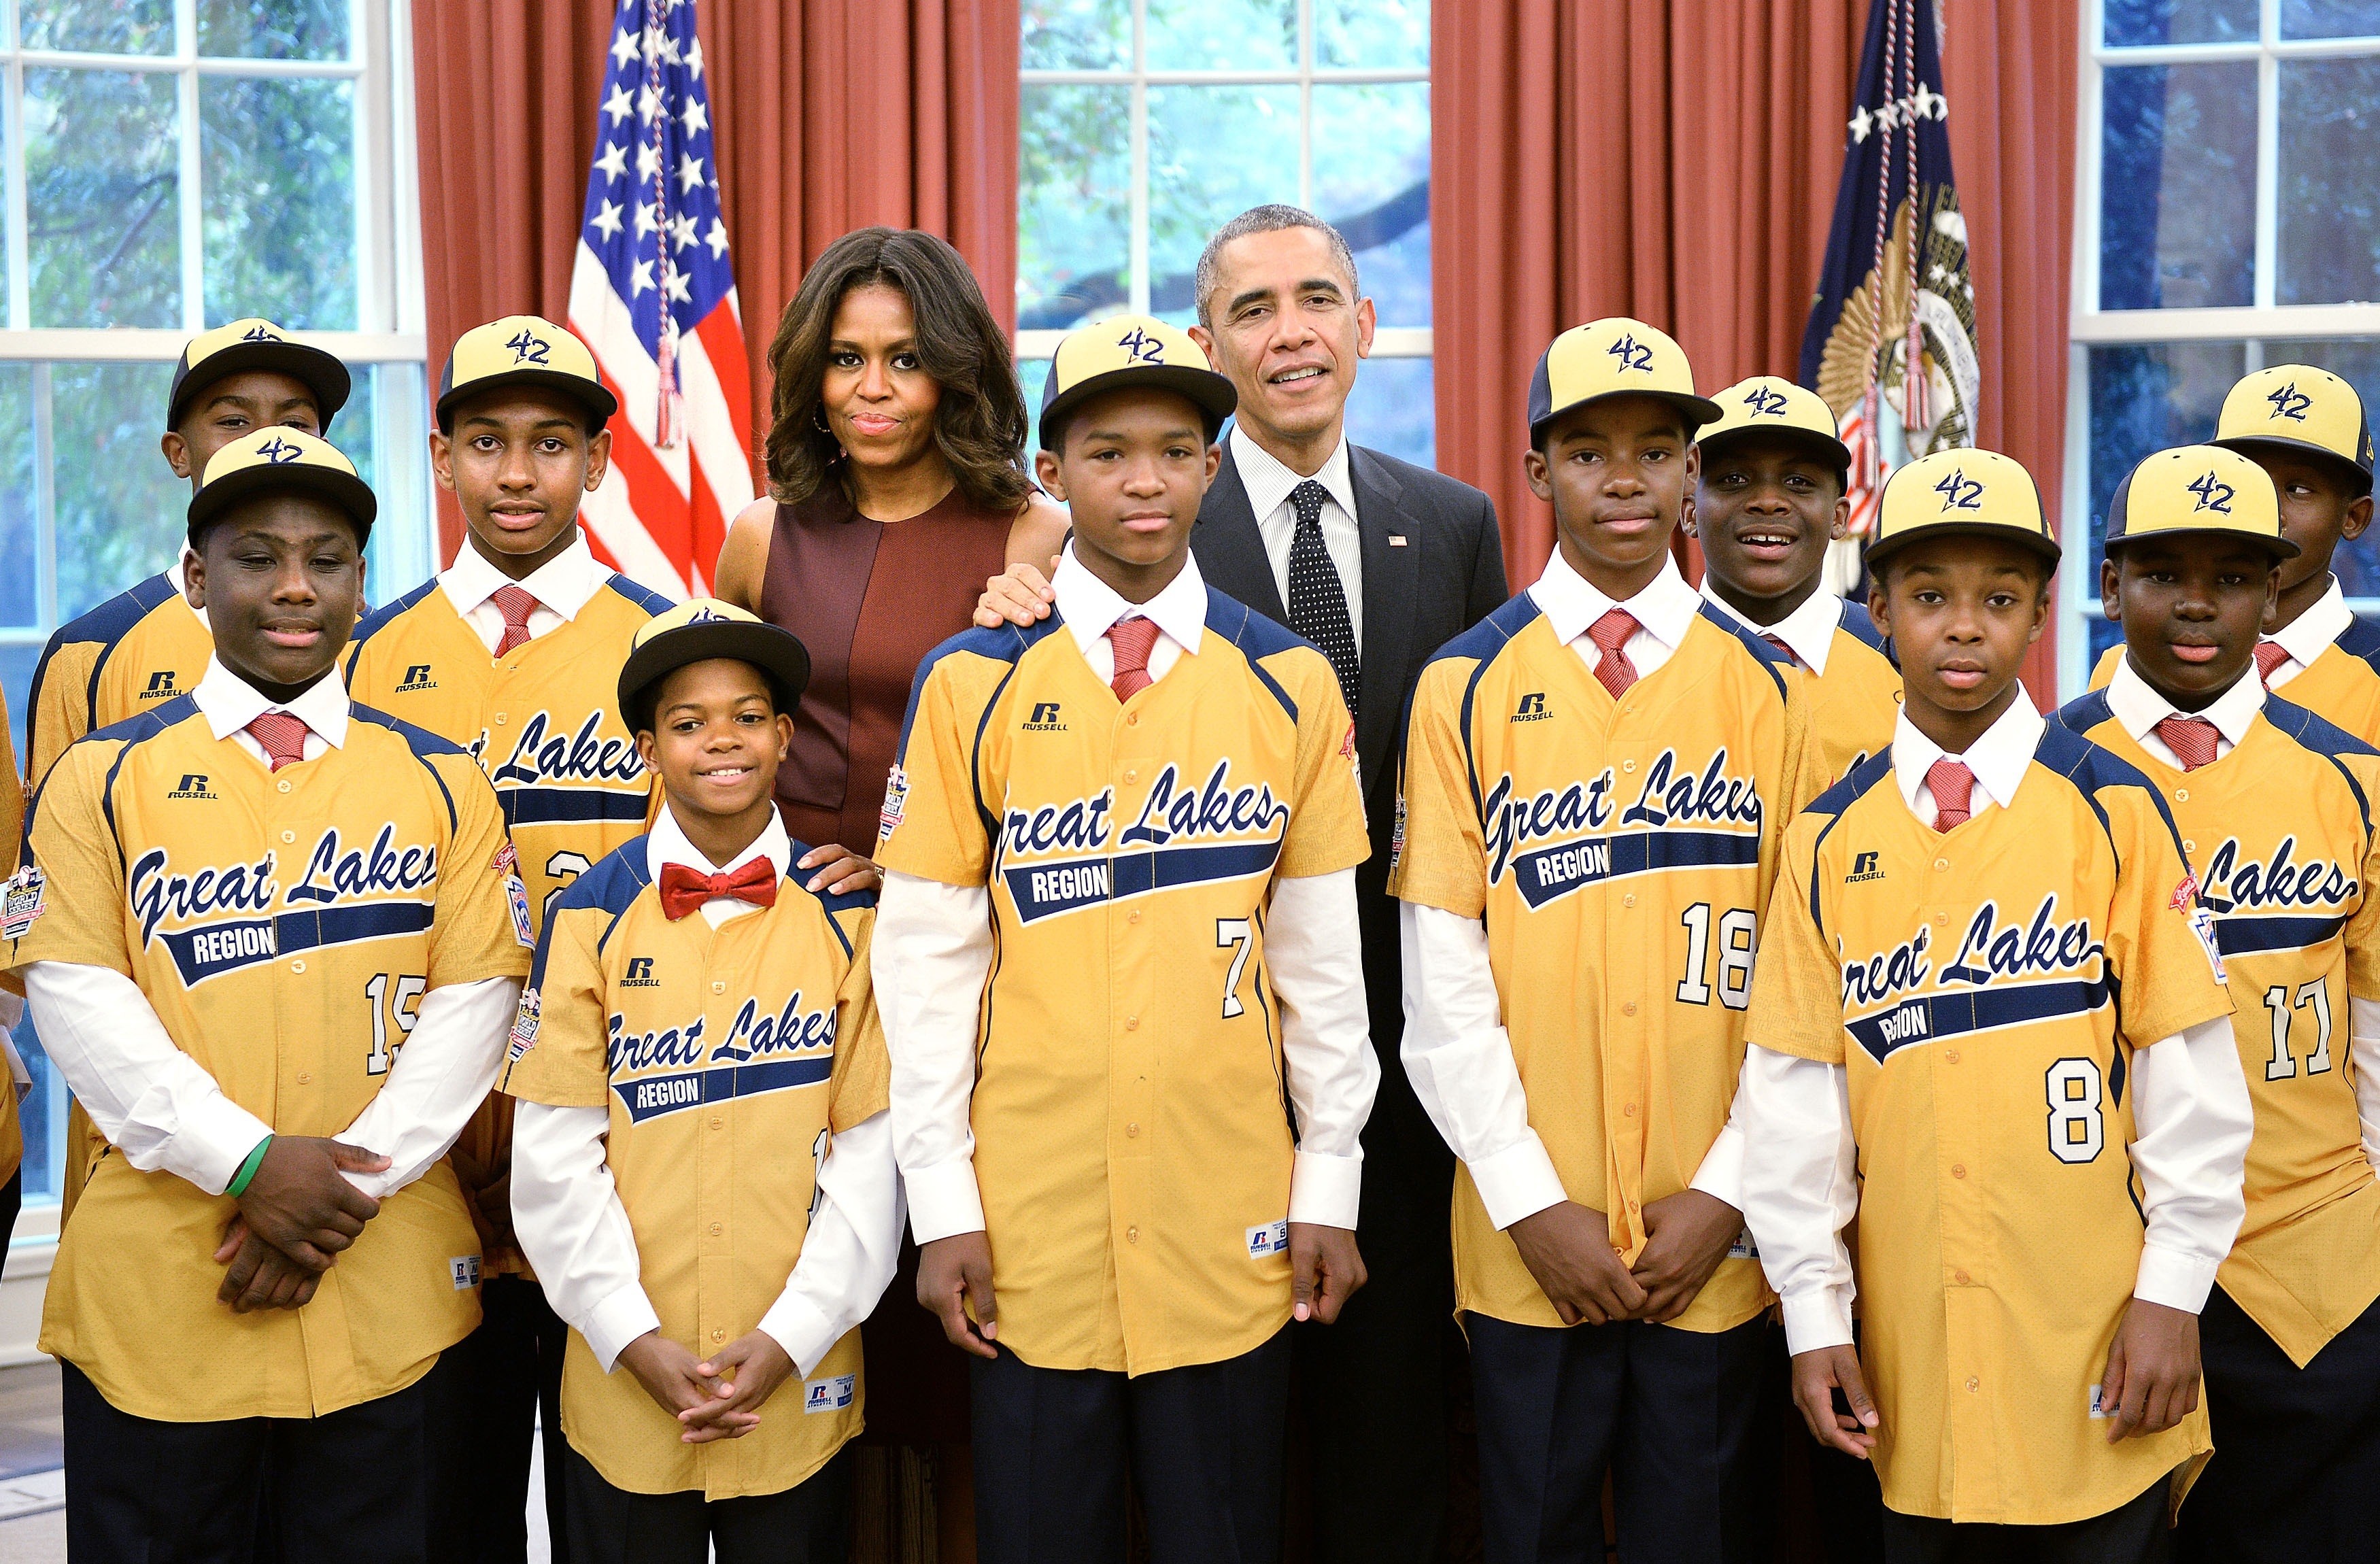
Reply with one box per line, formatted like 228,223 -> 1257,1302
568,0 -> 755,597
1799,0 -> 1978,547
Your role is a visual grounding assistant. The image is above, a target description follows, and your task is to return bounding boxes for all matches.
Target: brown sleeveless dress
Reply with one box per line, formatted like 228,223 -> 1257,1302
757,481 -> 1017,856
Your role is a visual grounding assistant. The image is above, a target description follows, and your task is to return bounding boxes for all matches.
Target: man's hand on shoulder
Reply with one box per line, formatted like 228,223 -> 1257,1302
974,564 -> 1056,630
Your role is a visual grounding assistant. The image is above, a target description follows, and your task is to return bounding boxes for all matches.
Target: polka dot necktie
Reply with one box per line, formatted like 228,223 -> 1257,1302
1926,758 -> 1975,832
1285,480 -> 1361,717
2253,640 -> 2290,689
2155,715 -> 2221,772
245,712 -> 310,772
491,583 -> 540,657
1108,617 -> 1159,702
1586,609 -> 1642,698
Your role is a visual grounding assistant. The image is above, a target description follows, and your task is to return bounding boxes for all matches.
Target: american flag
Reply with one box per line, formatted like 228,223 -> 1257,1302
568,0 -> 755,597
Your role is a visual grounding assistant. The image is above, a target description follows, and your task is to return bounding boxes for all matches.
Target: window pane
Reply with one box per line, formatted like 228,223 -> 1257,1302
1019,84 -> 1130,331
2101,0 -> 2256,45
1342,354 -> 1433,469
2281,0 -> 2380,38
2084,341 -> 2247,587
201,76 -> 358,330
1021,0 -> 1128,70
14,1017 -> 65,1206
1148,84 -> 1302,324
2086,613 -> 2126,671
1018,360 -> 1053,427
354,362 -> 438,607
1145,0 -> 1295,71
19,0 -> 174,53
2259,339 -> 2380,595
1311,84 -> 1429,327
197,0 -> 350,60
2098,63 -> 2256,311
0,367 -> 35,630
25,69 -> 182,328
1317,0 -> 1427,69
48,362 -> 187,622
1,643 -> 39,776
2277,58 -> 2380,307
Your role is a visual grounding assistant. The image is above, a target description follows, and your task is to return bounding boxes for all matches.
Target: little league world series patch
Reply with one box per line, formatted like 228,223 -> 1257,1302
508,986 -> 542,1062
1,865 -> 45,940
495,843 -> 535,948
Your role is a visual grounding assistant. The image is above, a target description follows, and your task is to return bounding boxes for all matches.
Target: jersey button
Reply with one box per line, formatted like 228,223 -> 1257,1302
710,1117 -> 724,1131
709,1223 -> 722,1237
280,830 -> 295,845
1126,1122 -> 1140,1138
1933,857 -> 1949,872
1951,1163 -> 1967,1178
495,713 -> 509,726
2183,840 -> 2196,855
712,1328 -> 726,1344
1622,894 -> 1636,908
1622,1002 -> 1637,1017
1622,760 -> 1637,774
711,981 -> 726,994
1129,909 -> 1142,925
1623,1102 -> 1637,1117
1126,1225 -> 1140,1243
1954,1268 -> 1971,1285
296,1072 -> 311,1085
1125,769 -> 1138,784
277,780 -> 292,794
1126,713 -> 1139,726
1125,1015 -> 1139,1030
1965,1376 -> 1979,1393
2175,788 -> 2189,802
1933,913 -> 1948,926
1944,1049 -> 1960,1064
290,959 -> 306,974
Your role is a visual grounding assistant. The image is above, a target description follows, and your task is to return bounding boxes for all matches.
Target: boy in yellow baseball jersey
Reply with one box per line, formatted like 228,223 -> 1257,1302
4,428 -> 528,1563
26,318 -> 352,1225
2057,445 -> 2380,1563
1740,447 -> 2254,1563
345,315 -> 672,1557
1691,375 -> 1901,783
2092,365 -> 2380,739
505,602 -> 896,1563
874,316 -> 1376,1564
1393,319 -> 1822,1563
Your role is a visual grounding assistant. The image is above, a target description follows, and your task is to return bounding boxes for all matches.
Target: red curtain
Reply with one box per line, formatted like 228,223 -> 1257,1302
408,0 -> 1019,562
1432,0 -> 2078,703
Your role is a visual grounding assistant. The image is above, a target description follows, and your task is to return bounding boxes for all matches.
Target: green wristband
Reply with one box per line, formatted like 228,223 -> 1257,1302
225,1135 -> 273,1198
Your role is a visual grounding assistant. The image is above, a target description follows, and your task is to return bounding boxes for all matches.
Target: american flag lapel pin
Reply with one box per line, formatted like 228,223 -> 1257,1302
1389,534 -> 1408,546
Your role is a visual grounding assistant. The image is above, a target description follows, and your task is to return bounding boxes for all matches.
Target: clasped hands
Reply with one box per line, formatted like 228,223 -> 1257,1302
1506,1189 -> 1744,1327
211,1135 -> 390,1313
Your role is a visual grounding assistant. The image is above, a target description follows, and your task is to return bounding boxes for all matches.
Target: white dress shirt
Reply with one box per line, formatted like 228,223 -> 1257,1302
2103,656 -> 2264,771
1235,425 -> 1364,653
2261,575 -> 2354,692
877,546 -> 1377,1244
22,659 -> 519,1200
1737,698 -> 2256,1353
1700,582 -> 1843,676
509,803 -> 905,1374
1532,547 -> 1704,685
439,532 -> 616,654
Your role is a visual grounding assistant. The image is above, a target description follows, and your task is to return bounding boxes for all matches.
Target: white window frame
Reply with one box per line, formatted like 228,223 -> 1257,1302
2062,0 -> 2380,694
1015,0 -> 1431,364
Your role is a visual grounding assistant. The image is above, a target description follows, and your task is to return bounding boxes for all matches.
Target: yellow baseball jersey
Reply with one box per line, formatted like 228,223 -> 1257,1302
1392,597 -> 1822,1332
1807,600 -> 1903,783
874,593 -> 1370,1376
2093,622 -> 2380,744
500,836 -> 885,1499
345,570 -> 672,1272
2057,690 -> 2380,1367
1750,730 -> 2235,1525
5,695 -> 529,1422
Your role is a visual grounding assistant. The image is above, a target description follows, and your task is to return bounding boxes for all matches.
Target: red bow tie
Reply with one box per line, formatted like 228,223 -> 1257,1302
658,857 -> 779,921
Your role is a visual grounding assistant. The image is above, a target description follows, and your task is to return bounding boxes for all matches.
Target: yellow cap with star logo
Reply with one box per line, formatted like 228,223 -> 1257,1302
2105,444 -> 2295,558
617,597 -> 812,735
187,426 -> 376,545
1038,314 -> 1237,453
1528,318 -> 1722,444
1697,375 -> 1852,475
2213,364 -> 2373,496
437,315 -> 619,434
1867,447 -> 2059,571
167,317 -> 352,436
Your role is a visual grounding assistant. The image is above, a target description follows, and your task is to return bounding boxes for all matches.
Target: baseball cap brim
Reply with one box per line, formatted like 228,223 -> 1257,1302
1529,388 -> 1724,446
2210,434 -> 2375,497
618,620 -> 812,734
186,462 -> 377,547
169,341 -> 353,435
1863,521 -> 2062,571
1038,364 -> 1237,453
1697,421 -> 1854,476
436,367 -> 620,433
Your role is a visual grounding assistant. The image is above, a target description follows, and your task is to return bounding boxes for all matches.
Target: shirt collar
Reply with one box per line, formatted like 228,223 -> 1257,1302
192,654 -> 352,750
646,799 -> 791,883
439,531 -> 612,624
2105,654 -> 2265,748
1231,424 -> 1355,528
2269,573 -> 2353,670
1530,548 -> 1702,652
1698,583 -> 1841,675
1892,696 -> 2043,815
1053,543 -> 1209,659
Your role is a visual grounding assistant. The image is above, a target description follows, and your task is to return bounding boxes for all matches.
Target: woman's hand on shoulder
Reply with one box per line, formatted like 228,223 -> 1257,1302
798,842 -> 883,896
711,496 -> 777,613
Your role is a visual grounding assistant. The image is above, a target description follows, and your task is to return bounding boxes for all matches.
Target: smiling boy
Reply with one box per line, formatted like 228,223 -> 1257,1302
1740,447 -> 2254,1562
1393,319 -> 1822,1563
5,428 -> 526,1563
2056,445 -> 2380,1563
874,315 -> 1376,1564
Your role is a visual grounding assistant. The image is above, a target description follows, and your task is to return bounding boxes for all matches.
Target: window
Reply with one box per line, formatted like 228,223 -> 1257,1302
2064,0 -> 2380,694
1017,0 -> 1433,464
0,0 -> 429,1217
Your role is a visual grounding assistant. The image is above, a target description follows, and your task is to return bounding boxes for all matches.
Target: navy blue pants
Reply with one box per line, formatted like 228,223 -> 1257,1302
1883,1472 -> 2171,1564
1467,1310 -> 1775,1564
2177,1284 -> 2380,1563
970,1327 -> 1291,1564
561,1445 -> 849,1564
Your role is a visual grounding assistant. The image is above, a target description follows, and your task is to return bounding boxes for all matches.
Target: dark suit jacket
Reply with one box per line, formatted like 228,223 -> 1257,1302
1191,442 -> 1508,1125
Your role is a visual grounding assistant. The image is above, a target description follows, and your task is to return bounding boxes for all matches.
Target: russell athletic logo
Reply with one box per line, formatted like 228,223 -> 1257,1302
1023,701 -> 1068,732
1845,851 -> 1885,883
167,773 -> 217,800
396,663 -> 437,692
1512,692 -> 1552,724
139,670 -> 181,701
621,956 -> 660,988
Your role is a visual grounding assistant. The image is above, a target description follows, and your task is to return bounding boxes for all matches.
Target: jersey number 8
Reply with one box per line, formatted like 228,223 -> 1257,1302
2045,1057 -> 2105,1164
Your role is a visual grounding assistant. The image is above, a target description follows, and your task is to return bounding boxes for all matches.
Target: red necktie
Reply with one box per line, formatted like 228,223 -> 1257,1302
245,712 -> 310,772
1926,758 -> 1975,832
1587,609 -> 1642,698
2155,715 -> 2221,772
490,584 -> 539,657
657,857 -> 779,921
1763,633 -> 1800,668
2253,641 -> 2290,689
1108,617 -> 1159,702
